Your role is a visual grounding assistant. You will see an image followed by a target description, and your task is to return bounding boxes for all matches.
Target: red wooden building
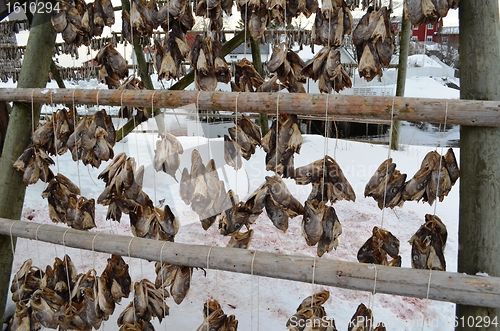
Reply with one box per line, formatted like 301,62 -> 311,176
411,18 -> 444,42
434,26 -> 460,47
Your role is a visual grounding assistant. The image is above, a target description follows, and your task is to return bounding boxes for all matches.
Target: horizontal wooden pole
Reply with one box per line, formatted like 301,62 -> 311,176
1,88 -> 500,127
1,218 -> 500,308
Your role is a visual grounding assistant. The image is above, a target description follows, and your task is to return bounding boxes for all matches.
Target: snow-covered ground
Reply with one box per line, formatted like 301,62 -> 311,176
9,134 -> 460,331
1,55 -> 462,330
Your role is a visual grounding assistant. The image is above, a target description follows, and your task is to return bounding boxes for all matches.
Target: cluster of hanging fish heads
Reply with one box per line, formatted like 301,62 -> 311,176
8,253 -> 194,331
46,0 -> 459,92
286,290 -> 387,331
12,78 -> 460,330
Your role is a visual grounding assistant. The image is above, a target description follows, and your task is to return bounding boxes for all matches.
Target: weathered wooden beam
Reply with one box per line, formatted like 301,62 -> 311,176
1,88 -> 500,127
1,218 -> 499,308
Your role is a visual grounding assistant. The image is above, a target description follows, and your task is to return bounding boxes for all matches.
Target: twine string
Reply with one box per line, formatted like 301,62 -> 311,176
205,246 -> 215,319
380,96 -> 397,229
62,228 -> 73,301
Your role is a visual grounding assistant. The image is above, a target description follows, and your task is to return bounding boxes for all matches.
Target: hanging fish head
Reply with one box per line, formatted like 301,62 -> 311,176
265,195 -> 289,233
364,158 -> 396,197
294,159 -> 324,185
373,227 -> 400,259
171,266 -> 193,305
302,199 -> 326,246
443,148 -> 460,184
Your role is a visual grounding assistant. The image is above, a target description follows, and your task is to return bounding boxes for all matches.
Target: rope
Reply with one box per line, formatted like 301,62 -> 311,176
151,90 -> 158,206
72,89 -> 81,188
196,91 -> 202,150
275,93 -> 280,175
421,269 -> 433,330
35,223 -> 43,267
62,228 -> 73,301
91,233 -> 100,270
205,245 -> 215,318
369,264 -> 378,310
159,240 -> 169,331
322,94 -> 329,202
127,236 -> 136,318
310,256 -> 317,308
235,92 -> 241,193
250,250 -> 257,331
31,89 -> 35,135
50,90 -> 60,173
120,89 -> 126,154
433,100 -> 449,215
380,95 -> 396,229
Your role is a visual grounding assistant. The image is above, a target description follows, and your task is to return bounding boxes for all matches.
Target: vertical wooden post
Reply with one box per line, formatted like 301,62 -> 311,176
0,7 -> 57,321
392,9 -> 411,150
249,37 -> 269,136
121,0 -> 166,134
456,1 -> 500,330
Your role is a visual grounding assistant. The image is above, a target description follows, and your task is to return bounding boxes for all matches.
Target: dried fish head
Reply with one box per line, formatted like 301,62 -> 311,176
224,134 -> 243,170
374,227 -> 400,259
296,290 -> 330,310
302,199 -> 325,246
171,266 -> 193,304
294,159 -> 325,185
443,148 -> 460,184
30,289 -> 58,329
227,228 -> 254,249
348,303 -> 373,331
265,195 -> 289,232
365,158 -> 396,197
155,262 -> 178,289
266,175 -> 304,216
244,181 -> 269,213
317,206 -> 342,257
378,169 -> 406,209
197,308 -> 228,331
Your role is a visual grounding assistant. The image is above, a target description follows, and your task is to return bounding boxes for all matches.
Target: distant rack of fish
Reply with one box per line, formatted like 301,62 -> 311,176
1,217 -> 500,308
2,88 -> 500,128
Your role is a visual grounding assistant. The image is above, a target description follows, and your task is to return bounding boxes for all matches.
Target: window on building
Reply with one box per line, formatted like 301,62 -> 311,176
411,36 -> 418,41
427,23 -> 433,29
426,36 -> 433,42
442,37 -> 448,44
412,25 -> 419,30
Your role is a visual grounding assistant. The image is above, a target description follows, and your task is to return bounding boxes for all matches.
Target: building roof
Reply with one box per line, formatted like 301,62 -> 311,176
436,27 -> 459,35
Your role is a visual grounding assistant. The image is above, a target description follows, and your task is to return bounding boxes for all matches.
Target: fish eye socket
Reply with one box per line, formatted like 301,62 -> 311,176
413,255 -> 418,260
235,223 -> 241,229
306,172 -> 312,177
305,217 -> 310,223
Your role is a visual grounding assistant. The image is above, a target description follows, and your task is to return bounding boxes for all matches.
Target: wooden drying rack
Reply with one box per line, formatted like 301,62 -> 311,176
1,87 -> 500,309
